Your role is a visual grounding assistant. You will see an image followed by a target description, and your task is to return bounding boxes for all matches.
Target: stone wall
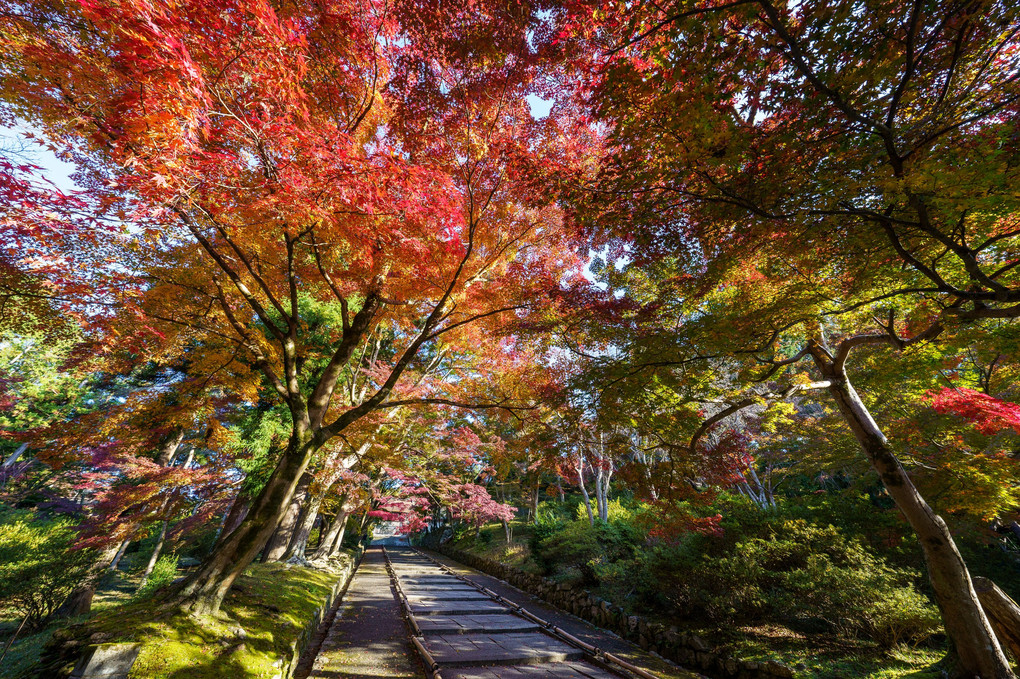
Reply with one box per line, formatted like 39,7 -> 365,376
436,546 -> 795,679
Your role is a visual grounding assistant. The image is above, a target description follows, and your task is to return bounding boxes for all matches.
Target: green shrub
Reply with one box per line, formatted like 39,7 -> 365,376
134,555 -> 179,601
0,510 -> 95,629
535,518 -> 642,585
864,585 -> 943,648
574,498 -> 634,523
642,519 -> 941,647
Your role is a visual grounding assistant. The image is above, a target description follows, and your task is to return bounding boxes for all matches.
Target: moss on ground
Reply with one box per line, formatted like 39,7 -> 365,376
31,554 -> 355,679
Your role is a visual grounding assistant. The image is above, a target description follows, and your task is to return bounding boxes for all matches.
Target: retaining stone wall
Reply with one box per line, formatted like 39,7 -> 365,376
435,546 -> 794,679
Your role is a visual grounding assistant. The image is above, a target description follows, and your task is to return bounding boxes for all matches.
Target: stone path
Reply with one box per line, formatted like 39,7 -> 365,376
386,548 -> 621,679
420,551 -> 702,679
299,547 -> 424,679
297,546 -> 699,679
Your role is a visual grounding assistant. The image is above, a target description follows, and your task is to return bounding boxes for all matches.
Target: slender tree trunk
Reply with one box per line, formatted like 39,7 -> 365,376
576,456 -> 594,526
177,430 -> 318,615
284,492 -> 324,562
556,477 -> 564,502
811,348 -> 1013,679
108,539 -> 130,572
2,442 -> 27,468
262,471 -> 313,562
311,506 -> 349,561
313,515 -> 328,550
327,513 -> 350,557
531,478 -> 540,523
138,521 -> 169,589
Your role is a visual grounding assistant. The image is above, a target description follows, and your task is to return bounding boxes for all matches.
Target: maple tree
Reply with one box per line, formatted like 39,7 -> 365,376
1,0 -> 578,614
547,0 -> 1020,675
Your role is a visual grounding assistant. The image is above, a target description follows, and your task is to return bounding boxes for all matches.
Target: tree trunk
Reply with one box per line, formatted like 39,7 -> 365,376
138,520 -> 168,588
108,539 -> 130,572
311,506 -> 349,560
2,442 -> 27,468
531,478 -> 540,523
210,492 -> 250,554
54,543 -> 120,619
812,349 -> 1013,678
262,471 -> 313,562
326,512 -> 350,557
576,456 -> 594,526
313,515 -> 329,551
284,491 -> 324,562
974,577 -> 1020,661
154,430 -> 185,467
176,431 -> 318,615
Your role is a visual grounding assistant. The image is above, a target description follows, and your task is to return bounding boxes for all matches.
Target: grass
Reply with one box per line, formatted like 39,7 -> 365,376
3,551 -> 356,679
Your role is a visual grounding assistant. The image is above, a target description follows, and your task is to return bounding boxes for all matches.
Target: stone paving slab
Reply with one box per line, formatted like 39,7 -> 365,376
424,632 -> 583,667
408,599 -> 508,615
405,590 -> 491,601
442,662 -> 620,679
416,614 -> 540,635
397,579 -> 477,591
397,576 -> 465,584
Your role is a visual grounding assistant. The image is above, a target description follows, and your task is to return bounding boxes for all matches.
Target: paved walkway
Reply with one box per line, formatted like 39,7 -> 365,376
299,547 -> 424,679
387,549 -> 608,679
421,550 -> 700,679
297,546 -> 700,679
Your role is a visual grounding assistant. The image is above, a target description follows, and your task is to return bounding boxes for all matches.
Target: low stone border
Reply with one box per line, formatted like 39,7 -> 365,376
278,549 -> 363,679
435,546 -> 794,679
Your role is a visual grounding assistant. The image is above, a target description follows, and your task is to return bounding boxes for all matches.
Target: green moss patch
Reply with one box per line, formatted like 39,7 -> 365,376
37,555 -> 354,679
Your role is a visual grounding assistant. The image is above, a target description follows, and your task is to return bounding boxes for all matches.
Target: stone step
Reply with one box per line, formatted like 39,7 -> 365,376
408,599 -> 508,616
417,614 -> 541,635
423,632 -> 584,667
441,662 -> 620,679
397,579 -> 477,591
405,590 -> 491,601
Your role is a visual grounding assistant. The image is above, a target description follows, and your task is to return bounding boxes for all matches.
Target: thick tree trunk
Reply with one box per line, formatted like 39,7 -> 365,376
138,520 -> 168,588
54,544 -> 120,619
262,471 -> 313,562
177,431 -> 317,615
814,352 -> 1013,678
530,479 -> 540,523
211,492 -> 250,554
974,577 -> 1020,661
154,430 -> 185,467
313,515 -> 329,550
